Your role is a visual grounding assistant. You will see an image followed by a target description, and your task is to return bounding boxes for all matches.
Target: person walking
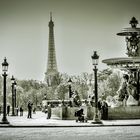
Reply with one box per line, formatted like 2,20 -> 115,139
16,106 -> 19,116
7,105 -> 10,116
101,100 -> 108,120
47,103 -> 51,119
27,101 -> 33,118
98,99 -> 102,119
19,106 -> 23,116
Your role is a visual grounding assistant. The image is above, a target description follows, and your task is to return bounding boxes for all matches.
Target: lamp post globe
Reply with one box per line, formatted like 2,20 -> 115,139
2,57 -> 8,72
0,57 -> 10,124
68,78 -> 72,85
11,75 -> 15,84
91,51 -> 102,124
91,51 -> 99,66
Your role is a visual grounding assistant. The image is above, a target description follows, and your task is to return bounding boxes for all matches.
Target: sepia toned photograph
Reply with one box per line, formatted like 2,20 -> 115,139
0,0 -> 140,139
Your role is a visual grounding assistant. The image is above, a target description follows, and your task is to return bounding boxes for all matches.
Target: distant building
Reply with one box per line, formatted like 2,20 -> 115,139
45,13 -> 59,86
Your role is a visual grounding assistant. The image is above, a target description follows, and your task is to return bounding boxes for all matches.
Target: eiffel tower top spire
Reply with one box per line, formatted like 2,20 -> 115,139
48,12 -> 54,27
45,13 -> 59,86
50,12 -> 52,21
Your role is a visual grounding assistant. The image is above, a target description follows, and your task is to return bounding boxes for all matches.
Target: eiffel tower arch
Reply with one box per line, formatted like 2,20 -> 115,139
45,13 -> 59,86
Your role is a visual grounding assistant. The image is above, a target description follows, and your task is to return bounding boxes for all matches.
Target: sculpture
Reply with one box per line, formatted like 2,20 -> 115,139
117,74 -> 139,106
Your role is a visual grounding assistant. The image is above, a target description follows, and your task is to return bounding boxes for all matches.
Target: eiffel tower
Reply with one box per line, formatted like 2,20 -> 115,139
45,13 -> 59,86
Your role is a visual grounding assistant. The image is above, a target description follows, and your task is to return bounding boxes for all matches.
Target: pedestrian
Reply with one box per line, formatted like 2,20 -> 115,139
7,105 -> 10,116
27,101 -> 33,118
16,106 -> 19,116
47,103 -> 51,119
19,106 -> 23,116
101,100 -> 108,120
98,99 -> 102,119
90,95 -> 95,107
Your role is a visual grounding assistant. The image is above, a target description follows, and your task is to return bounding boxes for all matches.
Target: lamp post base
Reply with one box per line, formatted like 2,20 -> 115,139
0,121 -> 10,124
0,118 -> 10,124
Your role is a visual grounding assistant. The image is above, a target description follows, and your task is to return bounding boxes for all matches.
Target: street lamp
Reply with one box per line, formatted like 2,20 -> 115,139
14,80 -> 17,108
11,75 -> 15,116
91,51 -> 102,124
0,57 -> 9,124
68,78 -> 72,98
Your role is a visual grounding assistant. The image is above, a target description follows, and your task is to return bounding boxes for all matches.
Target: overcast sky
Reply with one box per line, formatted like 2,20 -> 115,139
0,0 -> 140,81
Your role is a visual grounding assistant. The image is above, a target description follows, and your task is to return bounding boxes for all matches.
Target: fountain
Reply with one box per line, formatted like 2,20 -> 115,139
102,17 -> 140,106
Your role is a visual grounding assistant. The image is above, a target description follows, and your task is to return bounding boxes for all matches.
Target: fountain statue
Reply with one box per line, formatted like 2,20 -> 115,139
117,73 -> 138,106
103,17 -> 140,106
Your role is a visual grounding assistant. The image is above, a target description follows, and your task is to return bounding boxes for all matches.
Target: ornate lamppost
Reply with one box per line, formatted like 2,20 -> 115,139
68,78 -> 73,107
14,80 -> 17,108
91,51 -> 102,124
68,78 -> 72,98
11,75 -> 15,116
0,57 -> 9,124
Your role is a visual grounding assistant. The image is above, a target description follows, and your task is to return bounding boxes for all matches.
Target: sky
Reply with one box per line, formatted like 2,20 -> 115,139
0,0 -> 140,81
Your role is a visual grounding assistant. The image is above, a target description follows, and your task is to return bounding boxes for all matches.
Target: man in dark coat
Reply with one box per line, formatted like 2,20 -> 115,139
47,103 -> 51,119
20,106 -> 23,116
27,101 -> 33,118
7,105 -> 10,116
101,100 -> 108,120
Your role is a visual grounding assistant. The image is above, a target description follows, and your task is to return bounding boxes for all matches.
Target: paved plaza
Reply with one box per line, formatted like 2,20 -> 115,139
0,111 -> 140,127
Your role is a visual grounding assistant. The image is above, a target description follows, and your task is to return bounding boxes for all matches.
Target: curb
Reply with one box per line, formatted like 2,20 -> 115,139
0,124 -> 140,128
